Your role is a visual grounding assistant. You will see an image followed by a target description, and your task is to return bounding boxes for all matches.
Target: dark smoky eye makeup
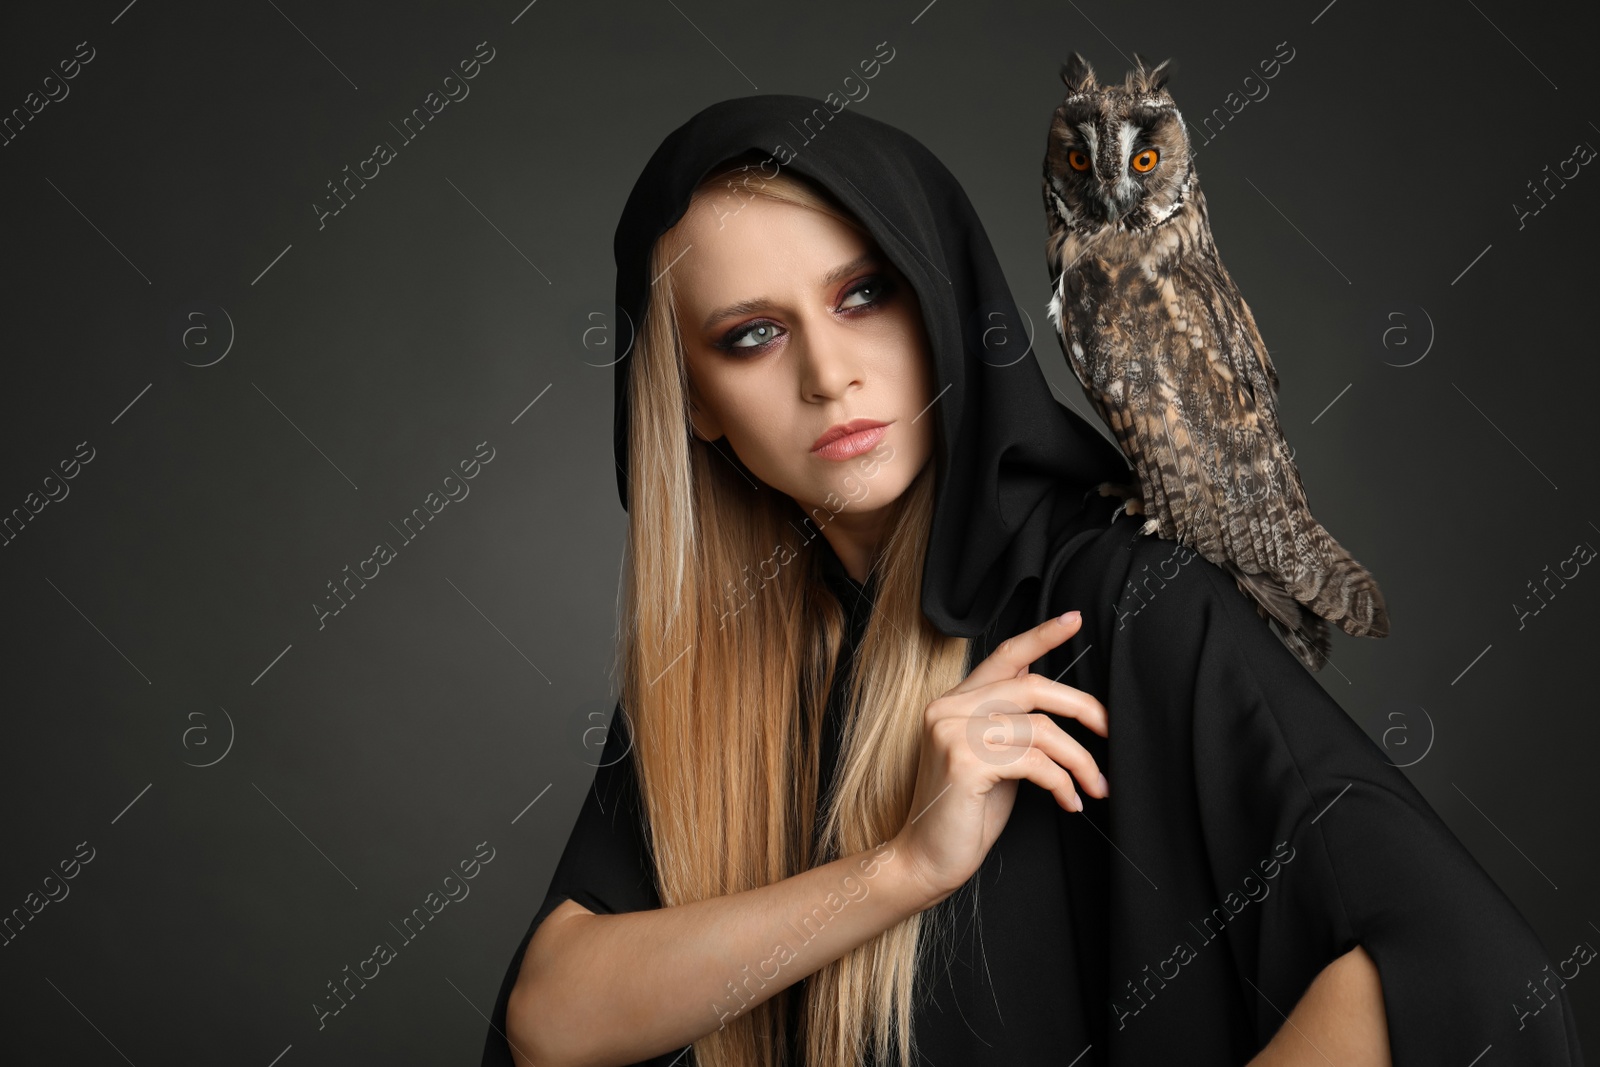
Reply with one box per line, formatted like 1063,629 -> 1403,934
713,319 -> 781,352
841,272 -> 897,308
711,272 -> 898,353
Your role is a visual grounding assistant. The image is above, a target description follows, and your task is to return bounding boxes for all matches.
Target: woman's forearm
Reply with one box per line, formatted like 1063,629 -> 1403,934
505,838 -> 931,1067
1246,944 -> 1391,1066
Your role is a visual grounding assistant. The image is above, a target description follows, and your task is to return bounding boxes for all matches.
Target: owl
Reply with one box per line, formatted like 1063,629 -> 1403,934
1041,51 -> 1387,671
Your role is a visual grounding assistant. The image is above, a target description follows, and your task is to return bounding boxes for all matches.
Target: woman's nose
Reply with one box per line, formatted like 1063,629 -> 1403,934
797,329 -> 864,401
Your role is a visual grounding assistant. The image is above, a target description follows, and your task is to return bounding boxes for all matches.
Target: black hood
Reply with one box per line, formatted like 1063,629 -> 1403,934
611,93 -> 1128,637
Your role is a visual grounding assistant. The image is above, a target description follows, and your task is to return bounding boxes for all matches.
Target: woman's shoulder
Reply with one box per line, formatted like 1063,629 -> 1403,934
1023,506 -> 1309,723
1036,506 -> 1233,646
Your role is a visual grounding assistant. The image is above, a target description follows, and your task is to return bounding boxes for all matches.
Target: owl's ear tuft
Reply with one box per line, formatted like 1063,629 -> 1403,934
1128,52 -> 1174,93
1060,52 -> 1097,93
1145,56 -> 1174,92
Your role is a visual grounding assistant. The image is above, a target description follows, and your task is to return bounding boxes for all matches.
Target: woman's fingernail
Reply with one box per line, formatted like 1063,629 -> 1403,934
1059,609 -> 1081,625
1098,773 -> 1109,796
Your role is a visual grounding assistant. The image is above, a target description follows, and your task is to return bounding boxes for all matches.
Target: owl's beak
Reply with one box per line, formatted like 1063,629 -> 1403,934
1100,184 -> 1140,225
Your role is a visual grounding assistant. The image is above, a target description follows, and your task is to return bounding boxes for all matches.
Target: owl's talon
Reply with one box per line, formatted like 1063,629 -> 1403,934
1095,480 -> 1144,520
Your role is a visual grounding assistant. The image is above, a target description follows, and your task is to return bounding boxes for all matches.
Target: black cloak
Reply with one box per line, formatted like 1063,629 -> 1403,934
483,94 -> 1585,1065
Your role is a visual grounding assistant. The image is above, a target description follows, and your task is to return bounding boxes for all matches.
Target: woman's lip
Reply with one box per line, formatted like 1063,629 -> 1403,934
811,423 -> 889,461
811,418 -> 890,451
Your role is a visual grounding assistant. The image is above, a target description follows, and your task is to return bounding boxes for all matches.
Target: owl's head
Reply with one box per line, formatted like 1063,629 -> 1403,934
1044,52 -> 1193,234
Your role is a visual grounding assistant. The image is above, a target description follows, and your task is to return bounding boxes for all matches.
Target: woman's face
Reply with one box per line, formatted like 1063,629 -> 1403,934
668,188 -> 937,534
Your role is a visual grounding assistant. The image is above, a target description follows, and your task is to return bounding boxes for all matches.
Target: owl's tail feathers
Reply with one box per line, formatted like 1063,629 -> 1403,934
1301,525 -> 1390,640
1277,610 -> 1333,674
1224,561 -> 1334,672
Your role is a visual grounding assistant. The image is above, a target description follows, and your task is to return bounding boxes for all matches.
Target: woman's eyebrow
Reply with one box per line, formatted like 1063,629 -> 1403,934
700,252 -> 884,331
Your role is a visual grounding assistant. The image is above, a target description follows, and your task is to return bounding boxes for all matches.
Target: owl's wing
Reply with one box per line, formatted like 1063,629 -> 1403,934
1093,260 -> 1313,586
1210,259 -> 1307,501
1231,272 -> 1280,396
1184,260 -> 1316,583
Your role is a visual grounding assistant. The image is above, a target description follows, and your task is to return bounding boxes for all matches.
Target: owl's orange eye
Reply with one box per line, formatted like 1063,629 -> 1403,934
1131,148 -> 1159,173
1067,149 -> 1090,172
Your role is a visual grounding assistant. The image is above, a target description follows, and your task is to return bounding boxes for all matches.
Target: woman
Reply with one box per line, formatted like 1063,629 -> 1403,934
482,95 -> 1584,1066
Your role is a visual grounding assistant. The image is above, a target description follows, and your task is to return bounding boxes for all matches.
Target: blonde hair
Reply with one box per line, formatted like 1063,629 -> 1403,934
617,157 -> 974,1067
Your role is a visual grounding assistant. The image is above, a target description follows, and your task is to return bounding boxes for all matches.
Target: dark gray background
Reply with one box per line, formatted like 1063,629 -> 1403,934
2,0 -> 1594,1062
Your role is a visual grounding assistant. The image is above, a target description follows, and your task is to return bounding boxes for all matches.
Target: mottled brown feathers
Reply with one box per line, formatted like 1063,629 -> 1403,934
1041,53 -> 1389,671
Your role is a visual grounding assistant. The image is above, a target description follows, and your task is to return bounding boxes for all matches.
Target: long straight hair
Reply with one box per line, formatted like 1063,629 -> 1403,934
617,158 -> 974,1067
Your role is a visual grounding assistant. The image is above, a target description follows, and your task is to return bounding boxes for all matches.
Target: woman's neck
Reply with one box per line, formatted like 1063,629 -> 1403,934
819,522 -> 882,585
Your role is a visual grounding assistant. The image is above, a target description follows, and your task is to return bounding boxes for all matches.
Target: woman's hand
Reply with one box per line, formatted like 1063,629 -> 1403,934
892,610 -> 1109,906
